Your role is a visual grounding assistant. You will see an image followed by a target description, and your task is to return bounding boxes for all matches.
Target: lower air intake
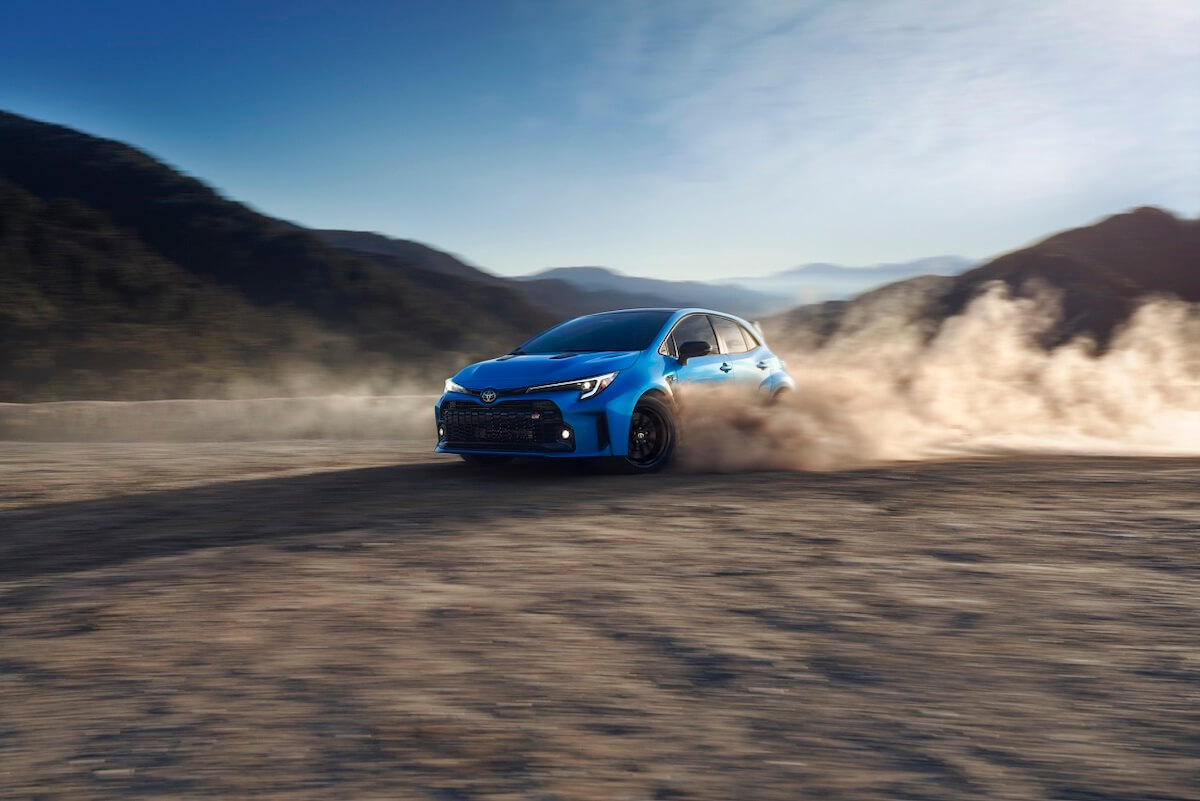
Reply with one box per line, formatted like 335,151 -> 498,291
440,400 -> 574,452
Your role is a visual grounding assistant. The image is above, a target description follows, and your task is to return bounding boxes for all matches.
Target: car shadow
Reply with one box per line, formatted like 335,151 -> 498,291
0,450 -> 1062,583
0,457 -> 705,581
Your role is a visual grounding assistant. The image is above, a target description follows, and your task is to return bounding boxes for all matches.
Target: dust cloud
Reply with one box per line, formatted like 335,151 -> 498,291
0,358 -> 459,442
678,284 -> 1200,471
5,284 -> 1199,464
0,392 -> 438,442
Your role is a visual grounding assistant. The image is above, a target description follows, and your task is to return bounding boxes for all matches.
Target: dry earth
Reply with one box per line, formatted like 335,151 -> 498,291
2,442 -> 1199,800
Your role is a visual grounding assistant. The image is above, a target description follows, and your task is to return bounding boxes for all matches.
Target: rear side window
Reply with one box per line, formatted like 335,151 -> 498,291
741,324 -> 761,349
666,314 -> 718,356
710,316 -> 750,354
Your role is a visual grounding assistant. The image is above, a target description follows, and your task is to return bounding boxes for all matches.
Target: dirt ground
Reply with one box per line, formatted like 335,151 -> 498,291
2,442 -> 1199,800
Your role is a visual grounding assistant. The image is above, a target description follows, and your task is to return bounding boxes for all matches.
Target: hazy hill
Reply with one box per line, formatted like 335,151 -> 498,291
315,231 -> 975,320
768,207 -> 1200,349
524,259 -> 975,317
726,256 -> 975,305
765,275 -> 956,350
522,266 -> 784,318
514,277 -> 679,318
0,111 -> 555,400
312,229 -> 504,285
313,229 -> 677,317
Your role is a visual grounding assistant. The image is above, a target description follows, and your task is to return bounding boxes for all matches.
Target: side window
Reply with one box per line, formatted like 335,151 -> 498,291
740,324 -> 761,349
710,316 -> 749,354
670,314 -> 718,355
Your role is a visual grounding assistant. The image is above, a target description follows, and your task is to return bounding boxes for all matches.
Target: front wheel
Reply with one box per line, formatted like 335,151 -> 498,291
623,396 -> 676,472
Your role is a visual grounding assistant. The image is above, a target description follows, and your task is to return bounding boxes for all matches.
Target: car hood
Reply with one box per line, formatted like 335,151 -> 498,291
455,350 -> 643,388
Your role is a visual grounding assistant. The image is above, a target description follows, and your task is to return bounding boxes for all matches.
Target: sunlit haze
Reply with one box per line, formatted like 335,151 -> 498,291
3,0 -> 1197,279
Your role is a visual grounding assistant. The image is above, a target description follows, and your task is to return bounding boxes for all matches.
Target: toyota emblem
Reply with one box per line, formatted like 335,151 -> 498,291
480,388 -> 498,404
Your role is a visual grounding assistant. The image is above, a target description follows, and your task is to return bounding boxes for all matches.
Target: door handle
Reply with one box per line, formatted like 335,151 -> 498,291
756,361 -> 770,370
719,363 -> 733,373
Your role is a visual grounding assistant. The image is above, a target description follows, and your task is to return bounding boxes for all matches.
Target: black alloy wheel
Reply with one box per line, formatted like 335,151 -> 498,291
625,396 -> 675,471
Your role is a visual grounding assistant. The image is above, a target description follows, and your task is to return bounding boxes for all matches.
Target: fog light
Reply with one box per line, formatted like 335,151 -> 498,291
561,429 -> 571,439
438,426 -> 445,438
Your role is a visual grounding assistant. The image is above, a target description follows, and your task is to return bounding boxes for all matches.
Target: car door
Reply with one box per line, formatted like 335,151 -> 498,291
708,315 -> 760,388
663,313 -> 726,387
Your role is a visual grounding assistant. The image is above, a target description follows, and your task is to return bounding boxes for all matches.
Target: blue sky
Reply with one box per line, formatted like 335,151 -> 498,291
3,0 -> 1197,279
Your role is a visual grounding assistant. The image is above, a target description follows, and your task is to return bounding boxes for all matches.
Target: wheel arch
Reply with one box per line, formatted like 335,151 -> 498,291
605,385 -> 676,458
621,391 -> 677,470
638,387 -> 674,406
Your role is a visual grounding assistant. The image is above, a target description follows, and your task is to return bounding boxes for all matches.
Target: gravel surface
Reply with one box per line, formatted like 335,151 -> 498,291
2,443 -> 1199,800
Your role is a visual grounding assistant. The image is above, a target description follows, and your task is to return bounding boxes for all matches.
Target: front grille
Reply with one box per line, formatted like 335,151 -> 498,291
440,400 -> 574,452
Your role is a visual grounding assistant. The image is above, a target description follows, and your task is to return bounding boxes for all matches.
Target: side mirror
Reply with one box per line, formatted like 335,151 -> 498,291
678,340 -> 712,363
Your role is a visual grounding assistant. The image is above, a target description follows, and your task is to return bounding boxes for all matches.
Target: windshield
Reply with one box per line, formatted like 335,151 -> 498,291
515,310 -> 674,354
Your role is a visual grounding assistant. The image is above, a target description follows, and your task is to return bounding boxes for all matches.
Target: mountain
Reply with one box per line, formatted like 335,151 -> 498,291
311,229 -> 505,285
522,259 -> 976,318
724,256 -> 975,305
513,277 -> 682,318
315,230 -> 975,321
520,266 -> 785,318
764,275 -> 956,351
0,175 -> 329,400
768,207 -> 1200,349
311,230 -> 678,318
0,110 -> 555,400
5,109 -> 1189,401
935,207 -> 1200,344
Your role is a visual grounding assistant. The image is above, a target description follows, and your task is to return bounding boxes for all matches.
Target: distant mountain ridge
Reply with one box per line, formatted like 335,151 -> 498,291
522,266 -> 789,318
316,233 -> 974,320
719,256 -> 976,307
310,231 -> 694,318
772,256 -> 974,280
523,258 -> 977,317
312,229 -> 505,285
768,207 -> 1200,349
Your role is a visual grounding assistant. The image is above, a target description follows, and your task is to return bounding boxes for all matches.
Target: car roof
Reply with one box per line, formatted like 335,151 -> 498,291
582,307 -> 680,314
583,307 -> 741,317
578,307 -> 762,337
588,307 -> 754,321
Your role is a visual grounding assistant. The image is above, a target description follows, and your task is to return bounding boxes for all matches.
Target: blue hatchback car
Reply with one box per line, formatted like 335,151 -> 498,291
435,308 -> 795,470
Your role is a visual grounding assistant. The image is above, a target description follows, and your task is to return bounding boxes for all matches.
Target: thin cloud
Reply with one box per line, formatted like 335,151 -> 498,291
520,0 -> 1199,274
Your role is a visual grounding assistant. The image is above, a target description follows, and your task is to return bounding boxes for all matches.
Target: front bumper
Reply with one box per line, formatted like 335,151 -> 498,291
434,392 -> 616,458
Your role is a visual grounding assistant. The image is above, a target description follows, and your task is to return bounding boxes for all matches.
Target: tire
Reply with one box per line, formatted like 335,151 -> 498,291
622,395 -> 676,472
459,454 -> 513,466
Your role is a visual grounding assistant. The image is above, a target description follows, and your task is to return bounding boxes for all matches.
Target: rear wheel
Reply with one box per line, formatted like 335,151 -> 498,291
623,396 -> 676,472
766,387 -> 791,406
460,454 -> 513,466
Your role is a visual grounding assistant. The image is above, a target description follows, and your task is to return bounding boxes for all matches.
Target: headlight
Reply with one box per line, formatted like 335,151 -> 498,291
444,378 -> 468,394
526,371 -> 618,401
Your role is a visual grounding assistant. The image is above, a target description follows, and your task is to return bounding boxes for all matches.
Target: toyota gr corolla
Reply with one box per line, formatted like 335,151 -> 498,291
435,308 -> 794,470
